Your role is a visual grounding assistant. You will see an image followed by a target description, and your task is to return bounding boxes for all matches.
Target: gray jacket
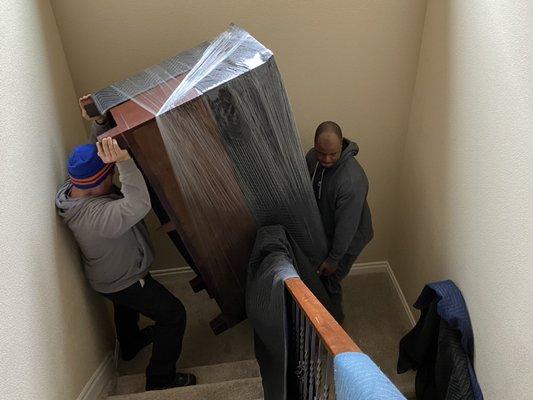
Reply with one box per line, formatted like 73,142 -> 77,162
56,121 -> 153,293
306,139 -> 373,267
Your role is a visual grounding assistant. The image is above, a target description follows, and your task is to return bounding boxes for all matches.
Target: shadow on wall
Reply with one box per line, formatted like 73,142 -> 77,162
28,0 -> 114,395
392,0 -> 453,296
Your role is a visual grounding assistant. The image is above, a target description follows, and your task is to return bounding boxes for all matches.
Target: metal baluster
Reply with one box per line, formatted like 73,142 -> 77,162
291,297 -> 298,371
302,317 -> 311,399
288,296 -> 300,399
314,339 -> 323,400
328,353 -> 336,400
291,297 -> 297,339
308,327 -> 317,400
298,306 -> 306,398
322,352 -> 331,399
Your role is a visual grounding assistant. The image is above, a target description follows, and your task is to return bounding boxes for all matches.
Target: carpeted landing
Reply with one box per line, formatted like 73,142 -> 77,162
100,269 -> 415,399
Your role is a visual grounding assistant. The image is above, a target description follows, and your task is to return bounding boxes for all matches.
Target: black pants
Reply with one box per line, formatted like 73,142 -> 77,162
321,253 -> 358,324
102,274 -> 186,383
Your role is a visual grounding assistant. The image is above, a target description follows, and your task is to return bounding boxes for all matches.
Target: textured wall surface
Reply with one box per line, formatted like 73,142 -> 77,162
49,0 -> 428,268
0,1 -> 114,399
390,1 -> 532,399
2,1 -> 530,398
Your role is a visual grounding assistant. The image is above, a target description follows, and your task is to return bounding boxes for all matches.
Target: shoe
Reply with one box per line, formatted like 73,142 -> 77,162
121,325 -> 155,361
145,372 -> 197,391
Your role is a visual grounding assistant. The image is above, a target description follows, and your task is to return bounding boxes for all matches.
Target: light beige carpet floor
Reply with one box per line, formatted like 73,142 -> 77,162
117,268 -> 415,396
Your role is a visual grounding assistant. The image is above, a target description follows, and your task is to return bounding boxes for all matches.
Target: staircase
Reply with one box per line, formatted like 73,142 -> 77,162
105,359 -> 263,399
98,268 -> 415,399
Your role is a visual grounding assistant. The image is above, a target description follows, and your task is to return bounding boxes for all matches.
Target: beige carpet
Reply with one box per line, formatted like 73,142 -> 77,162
341,270 -> 416,396
118,270 -> 254,375
116,268 -> 415,397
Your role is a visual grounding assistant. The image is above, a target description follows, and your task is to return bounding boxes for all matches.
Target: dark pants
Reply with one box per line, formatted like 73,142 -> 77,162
321,253 -> 358,324
102,274 -> 186,384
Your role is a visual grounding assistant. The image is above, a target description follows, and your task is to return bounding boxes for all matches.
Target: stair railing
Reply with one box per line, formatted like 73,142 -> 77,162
285,277 -> 361,399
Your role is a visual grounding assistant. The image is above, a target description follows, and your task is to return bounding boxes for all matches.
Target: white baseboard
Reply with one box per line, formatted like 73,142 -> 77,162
383,261 -> 416,327
348,260 -> 388,275
350,261 -> 416,326
152,260 -> 416,327
77,352 -> 115,400
152,262 -> 387,277
150,265 -> 194,277
113,338 -> 120,369
350,260 -> 416,327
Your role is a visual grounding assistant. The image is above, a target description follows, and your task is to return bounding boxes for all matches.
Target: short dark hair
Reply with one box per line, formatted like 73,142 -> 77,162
314,121 -> 343,141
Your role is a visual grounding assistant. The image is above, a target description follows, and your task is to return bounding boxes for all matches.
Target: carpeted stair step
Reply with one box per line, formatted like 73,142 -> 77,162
106,377 -> 263,400
394,370 -> 416,399
112,359 -> 260,395
398,382 -> 416,399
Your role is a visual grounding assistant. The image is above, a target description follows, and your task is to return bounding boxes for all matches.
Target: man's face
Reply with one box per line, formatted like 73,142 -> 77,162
314,131 -> 342,168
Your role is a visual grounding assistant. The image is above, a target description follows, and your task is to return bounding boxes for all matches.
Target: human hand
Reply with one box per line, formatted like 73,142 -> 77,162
79,94 -> 106,124
96,137 -> 131,163
317,260 -> 338,277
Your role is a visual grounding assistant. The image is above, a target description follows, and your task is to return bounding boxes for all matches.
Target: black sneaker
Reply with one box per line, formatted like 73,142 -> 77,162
145,372 -> 197,391
121,325 -> 155,361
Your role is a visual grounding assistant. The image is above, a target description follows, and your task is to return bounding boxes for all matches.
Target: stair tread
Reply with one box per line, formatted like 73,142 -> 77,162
109,272 -> 416,398
113,359 -> 260,395
107,377 -> 263,400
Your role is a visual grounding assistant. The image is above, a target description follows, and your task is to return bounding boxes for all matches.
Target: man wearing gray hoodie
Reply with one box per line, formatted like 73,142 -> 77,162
55,98 -> 195,390
306,121 -> 374,323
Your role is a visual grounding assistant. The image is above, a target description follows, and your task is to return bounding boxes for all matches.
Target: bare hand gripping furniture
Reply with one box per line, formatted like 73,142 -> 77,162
82,25 -> 329,334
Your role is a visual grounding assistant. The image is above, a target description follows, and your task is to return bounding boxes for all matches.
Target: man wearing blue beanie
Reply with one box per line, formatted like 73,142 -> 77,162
56,108 -> 196,391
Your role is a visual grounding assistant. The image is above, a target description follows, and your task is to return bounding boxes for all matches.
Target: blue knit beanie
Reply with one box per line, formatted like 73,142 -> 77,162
68,144 -> 114,189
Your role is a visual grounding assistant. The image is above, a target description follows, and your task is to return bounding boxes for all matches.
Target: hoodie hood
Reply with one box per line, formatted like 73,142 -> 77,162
337,138 -> 359,167
309,138 -> 359,180
56,180 -> 120,224
309,138 -> 361,201
55,181 -> 85,224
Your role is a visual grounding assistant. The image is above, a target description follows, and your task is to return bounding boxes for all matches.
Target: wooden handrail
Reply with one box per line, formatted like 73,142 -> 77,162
285,277 -> 361,356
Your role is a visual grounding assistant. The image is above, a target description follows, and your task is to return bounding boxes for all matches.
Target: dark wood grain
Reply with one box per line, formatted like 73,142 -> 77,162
91,81 -> 257,333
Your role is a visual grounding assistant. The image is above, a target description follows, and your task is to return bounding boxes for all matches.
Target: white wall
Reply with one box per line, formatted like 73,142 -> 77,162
2,0 -> 530,398
49,0 -> 428,268
0,1 -> 114,399
390,1 -> 532,399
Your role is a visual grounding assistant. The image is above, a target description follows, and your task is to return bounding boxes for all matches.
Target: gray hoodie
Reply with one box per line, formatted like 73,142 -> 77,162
306,138 -> 373,267
55,158 -> 154,293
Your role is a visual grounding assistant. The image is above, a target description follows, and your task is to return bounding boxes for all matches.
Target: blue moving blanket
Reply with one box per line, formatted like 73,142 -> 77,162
398,280 -> 483,400
247,226 -> 405,399
334,352 -> 406,400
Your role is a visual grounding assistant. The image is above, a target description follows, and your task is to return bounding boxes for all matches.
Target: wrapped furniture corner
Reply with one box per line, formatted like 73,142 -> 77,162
83,25 -> 329,334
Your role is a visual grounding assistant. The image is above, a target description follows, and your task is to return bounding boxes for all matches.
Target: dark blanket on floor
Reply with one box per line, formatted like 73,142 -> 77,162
397,280 -> 483,400
246,225 -> 339,400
